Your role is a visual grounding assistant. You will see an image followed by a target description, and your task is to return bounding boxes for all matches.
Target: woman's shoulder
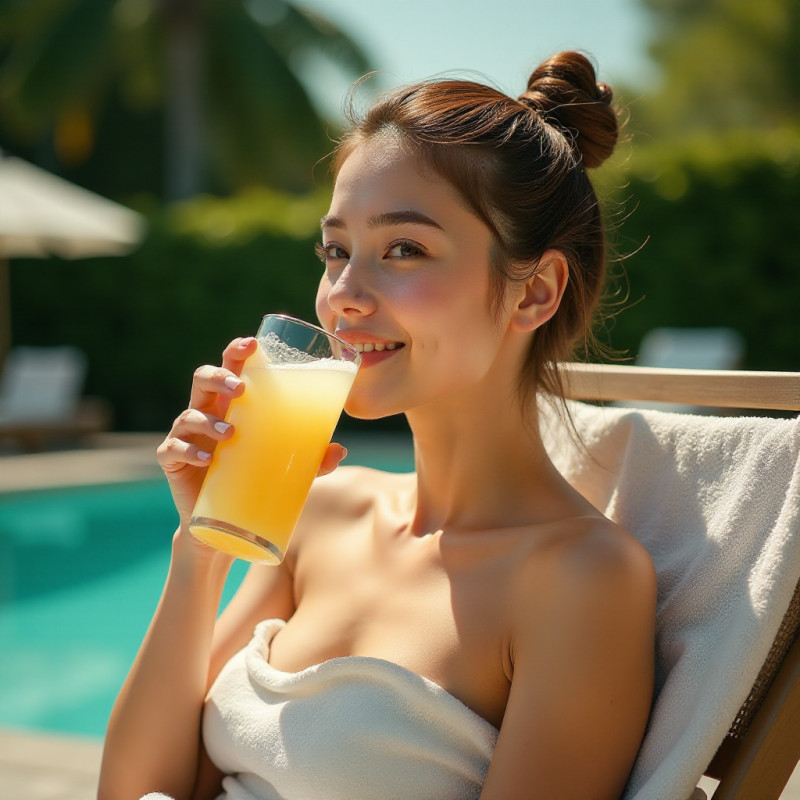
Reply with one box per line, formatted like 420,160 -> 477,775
503,515 -> 657,704
511,515 -> 656,618
301,465 -> 415,525
548,515 -> 653,576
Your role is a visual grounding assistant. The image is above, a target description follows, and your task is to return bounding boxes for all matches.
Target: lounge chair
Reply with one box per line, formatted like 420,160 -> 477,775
0,345 -> 111,450
635,328 -> 745,373
621,327 -> 746,414
547,362 -> 800,800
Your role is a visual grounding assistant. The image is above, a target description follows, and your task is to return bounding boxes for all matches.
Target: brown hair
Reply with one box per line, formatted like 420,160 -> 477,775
332,51 -> 619,404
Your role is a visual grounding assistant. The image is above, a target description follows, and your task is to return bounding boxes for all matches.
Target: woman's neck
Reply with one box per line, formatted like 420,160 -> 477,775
404,385 -> 578,536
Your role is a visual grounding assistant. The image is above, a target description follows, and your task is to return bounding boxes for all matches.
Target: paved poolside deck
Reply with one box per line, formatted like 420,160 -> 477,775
0,728 -> 102,800
1,434 -> 798,799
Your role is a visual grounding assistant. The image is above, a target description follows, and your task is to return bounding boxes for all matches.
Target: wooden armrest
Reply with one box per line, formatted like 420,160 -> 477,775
560,364 -> 800,411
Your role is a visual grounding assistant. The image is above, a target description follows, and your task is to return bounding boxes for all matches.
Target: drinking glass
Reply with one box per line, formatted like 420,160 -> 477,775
189,314 -> 361,564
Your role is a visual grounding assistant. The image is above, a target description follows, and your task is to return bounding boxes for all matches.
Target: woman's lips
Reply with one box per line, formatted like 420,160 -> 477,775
335,332 -> 406,367
352,341 -> 405,367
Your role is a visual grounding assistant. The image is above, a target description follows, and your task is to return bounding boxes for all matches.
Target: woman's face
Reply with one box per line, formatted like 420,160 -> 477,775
316,136 -> 517,420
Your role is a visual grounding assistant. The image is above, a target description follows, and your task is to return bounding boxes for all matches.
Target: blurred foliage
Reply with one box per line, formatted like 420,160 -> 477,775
3,0 -> 800,435
627,0 -> 800,133
0,0 -> 370,200
8,128 -> 799,433
601,0 -> 800,370
9,186 -> 329,431
594,125 -> 800,371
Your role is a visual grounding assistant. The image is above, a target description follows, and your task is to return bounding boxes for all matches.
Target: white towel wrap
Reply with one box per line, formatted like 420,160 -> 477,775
203,618 -> 498,799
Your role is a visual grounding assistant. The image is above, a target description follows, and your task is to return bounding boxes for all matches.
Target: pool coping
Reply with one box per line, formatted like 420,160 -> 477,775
0,727 -> 102,799
0,431 -> 415,495
0,433 -> 165,493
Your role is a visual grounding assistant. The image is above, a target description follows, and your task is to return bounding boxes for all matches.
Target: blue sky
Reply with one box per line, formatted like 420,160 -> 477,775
295,0 -> 658,117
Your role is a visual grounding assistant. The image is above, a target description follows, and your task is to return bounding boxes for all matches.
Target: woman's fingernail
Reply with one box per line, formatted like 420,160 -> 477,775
239,337 -> 255,347
340,447 -> 348,459
197,450 -> 212,461
224,376 -> 242,391
214,421 -> 231,434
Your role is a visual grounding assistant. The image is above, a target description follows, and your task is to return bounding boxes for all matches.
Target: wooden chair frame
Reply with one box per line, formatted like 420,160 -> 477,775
561,363 -> 800,800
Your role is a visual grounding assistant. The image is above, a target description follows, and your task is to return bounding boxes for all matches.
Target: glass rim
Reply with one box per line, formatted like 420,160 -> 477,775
259,313 -> 359,358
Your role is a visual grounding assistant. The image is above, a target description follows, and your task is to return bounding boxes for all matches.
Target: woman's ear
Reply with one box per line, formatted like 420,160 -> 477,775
509,250 -> 569,333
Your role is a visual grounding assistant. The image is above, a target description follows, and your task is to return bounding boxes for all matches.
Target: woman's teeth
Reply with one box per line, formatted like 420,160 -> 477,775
353,342 -> 399,353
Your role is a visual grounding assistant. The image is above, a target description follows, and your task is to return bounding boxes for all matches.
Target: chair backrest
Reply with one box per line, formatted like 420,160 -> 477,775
0,346 -> 88,421
625,327 -> 747,414
706,592 -> 800,799
547,363 -> 800,800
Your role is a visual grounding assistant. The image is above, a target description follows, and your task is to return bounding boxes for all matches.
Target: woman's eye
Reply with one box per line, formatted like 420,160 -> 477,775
386,240 -> 424,259
315,242 -> 349,262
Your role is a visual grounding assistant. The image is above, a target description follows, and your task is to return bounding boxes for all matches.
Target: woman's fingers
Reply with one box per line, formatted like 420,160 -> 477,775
221,336 -> 258,373
188,365 -> 244,413
156,339 -> 255,525
157,436 -> 213,472
188,337 -> 256,412
157,409 -> 234,471
318,442 -> 348,477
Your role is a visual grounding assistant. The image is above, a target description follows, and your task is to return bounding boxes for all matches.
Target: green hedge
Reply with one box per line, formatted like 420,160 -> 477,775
9,129 -> 800,432
595,126 -> 800,371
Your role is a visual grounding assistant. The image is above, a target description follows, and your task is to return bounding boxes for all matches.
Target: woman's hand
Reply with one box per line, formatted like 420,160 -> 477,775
156,336 -> 349,537
157,337 -> 255,530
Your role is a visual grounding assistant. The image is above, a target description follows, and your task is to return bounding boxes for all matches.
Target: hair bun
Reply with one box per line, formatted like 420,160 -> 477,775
519,51 -> 618,169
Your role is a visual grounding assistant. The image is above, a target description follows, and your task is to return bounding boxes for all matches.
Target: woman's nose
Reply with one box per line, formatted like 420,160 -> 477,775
325,262 -> 377,318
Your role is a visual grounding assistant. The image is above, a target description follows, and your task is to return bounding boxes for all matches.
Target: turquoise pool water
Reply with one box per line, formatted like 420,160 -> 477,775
0,440 -> 413,738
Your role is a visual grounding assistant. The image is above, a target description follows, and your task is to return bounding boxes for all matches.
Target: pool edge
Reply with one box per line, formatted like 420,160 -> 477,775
0,726 -> 102,799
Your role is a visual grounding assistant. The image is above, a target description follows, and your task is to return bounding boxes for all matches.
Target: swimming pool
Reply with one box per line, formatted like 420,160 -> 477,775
0,437 -> 413,738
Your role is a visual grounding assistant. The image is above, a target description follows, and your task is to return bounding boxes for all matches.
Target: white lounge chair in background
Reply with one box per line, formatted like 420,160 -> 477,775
624,327 -> 746,413
0,346 -> 111,451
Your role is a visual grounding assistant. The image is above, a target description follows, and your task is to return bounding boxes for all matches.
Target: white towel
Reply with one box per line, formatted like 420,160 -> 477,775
540,400 -> 800,800
203,618 -> 498,799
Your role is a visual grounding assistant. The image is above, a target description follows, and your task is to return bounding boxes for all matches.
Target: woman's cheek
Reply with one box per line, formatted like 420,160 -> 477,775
315,275 -> 334,328
389,273 -> 448,313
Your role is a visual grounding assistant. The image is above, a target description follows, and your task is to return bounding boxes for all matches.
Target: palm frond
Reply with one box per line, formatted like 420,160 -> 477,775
0,0 -> 118,124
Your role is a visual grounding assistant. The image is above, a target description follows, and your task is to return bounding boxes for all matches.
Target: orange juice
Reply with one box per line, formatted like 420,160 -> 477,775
189,344 -> 357,564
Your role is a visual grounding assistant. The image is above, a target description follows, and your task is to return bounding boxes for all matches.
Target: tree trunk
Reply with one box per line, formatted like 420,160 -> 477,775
0,258 -> 10,369
161,0 -> 205,202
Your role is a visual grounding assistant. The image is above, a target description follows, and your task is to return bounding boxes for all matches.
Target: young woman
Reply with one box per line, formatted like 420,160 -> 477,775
99,51 -> 656,800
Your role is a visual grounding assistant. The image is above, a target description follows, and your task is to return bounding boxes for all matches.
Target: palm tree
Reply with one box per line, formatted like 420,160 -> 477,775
0,0 -> 371,200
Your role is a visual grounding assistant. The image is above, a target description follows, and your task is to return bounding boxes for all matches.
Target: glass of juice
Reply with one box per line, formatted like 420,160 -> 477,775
189,314 -> 361,564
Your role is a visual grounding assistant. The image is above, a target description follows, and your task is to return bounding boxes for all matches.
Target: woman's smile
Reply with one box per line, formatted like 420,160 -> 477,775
335,328 -> 407,367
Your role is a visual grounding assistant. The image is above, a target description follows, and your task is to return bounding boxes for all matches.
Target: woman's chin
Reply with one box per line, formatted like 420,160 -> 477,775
344,396 -> 404,421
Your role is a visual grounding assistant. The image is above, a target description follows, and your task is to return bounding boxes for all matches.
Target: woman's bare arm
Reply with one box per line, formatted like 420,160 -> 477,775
99,340 -> 254,800
98,336 -> 327,800
480,523 -> 656,800
98,539 -> 232,800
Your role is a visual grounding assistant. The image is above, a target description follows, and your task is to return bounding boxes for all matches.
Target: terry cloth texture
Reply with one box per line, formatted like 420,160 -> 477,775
540,400 -> 800,800
202,618 -> 498,800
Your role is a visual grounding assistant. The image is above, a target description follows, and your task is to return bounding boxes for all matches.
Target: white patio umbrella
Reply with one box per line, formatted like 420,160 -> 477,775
0,153 -> 145,363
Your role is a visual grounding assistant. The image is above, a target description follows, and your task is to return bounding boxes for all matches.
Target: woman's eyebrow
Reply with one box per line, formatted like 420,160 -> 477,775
320,213 -> 345,229
368,210 -> 444,230
319,210 -> 444,231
